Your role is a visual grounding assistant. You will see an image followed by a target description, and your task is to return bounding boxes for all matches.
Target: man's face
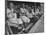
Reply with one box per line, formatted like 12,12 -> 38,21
10,3 -> 14,9
22,4 -> 25,8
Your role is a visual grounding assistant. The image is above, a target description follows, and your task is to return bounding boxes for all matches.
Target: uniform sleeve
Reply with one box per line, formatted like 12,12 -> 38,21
20,8 -> 27,14
9,18 -> 18,24
17,18 -> 23,24
27,13 -> 33,18
7,8 -> 12,18
7,8 -> 11,15
21,16 -> 30,23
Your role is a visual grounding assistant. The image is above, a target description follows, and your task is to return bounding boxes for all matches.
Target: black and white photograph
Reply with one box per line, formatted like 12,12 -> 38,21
5,0 -> 44,35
